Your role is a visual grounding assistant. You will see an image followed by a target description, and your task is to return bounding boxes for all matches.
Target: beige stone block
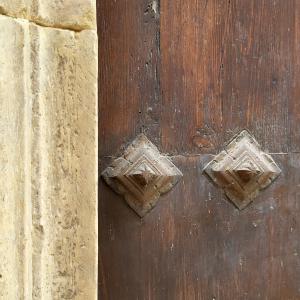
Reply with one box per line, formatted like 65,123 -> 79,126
0,0 -> 96,30
0,15 -> 29,300
0,8 -> 97,300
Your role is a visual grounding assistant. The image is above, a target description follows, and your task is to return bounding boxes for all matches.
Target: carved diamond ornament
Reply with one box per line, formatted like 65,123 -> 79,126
102,134 -> 183,217
204,130 -> 281,209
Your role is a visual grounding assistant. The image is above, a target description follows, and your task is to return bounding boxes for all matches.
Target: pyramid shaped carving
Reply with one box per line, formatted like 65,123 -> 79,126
204,130 -> 281,209
126,163 -> 158,187
102,134 -> 183,217
233,160 -> 261,184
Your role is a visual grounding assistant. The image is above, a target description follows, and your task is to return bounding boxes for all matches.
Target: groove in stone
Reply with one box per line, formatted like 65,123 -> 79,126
0,7 -> 94,32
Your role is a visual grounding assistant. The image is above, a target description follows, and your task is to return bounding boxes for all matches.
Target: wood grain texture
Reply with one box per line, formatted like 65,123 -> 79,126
291,1 -> 300,151
99,154 -> 299,300
98,0 -> 161,158
161,0 -> 294,155
99,1 -> 300,299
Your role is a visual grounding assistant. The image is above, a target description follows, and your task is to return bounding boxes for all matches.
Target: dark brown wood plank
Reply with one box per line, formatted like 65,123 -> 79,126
291,2 -> 300,152
160,0 -> 226,155
168,154 -> 299,300
98,0 -> 161,299
160,0 -> 293,154
98,0 -> 161,158
99,153 -> 299,300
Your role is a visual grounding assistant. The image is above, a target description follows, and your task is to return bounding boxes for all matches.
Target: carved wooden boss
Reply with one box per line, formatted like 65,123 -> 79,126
102,130 -> 281,216
102,134 -> 183,217
204,130 -> 281,209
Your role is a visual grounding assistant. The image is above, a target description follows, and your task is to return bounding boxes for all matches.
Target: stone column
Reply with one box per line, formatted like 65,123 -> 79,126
0,1 -> 97,299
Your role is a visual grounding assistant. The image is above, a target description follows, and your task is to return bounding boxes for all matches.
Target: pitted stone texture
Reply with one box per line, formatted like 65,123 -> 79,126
0,0 -> 96,30
204,130 -> 281,210
0,13 -> 97,300
102,134 -> 183,217
0,16 -> 29,300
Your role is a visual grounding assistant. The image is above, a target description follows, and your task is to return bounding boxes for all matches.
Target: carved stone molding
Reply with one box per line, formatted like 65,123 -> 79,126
102,134 -> 183,217
0,1 -> 97,299
204,130 -> 281,209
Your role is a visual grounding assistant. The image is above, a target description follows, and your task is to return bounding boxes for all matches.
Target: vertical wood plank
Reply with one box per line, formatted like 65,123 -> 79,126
98,0 -> 161,157
161,0 -> 226,154
290,2 -> 300,151
98,1 -> 161,299
160,0 -> 293,154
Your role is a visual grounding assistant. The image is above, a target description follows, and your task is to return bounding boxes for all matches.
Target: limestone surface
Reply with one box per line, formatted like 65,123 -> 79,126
0,0 -> 96,30
0,1 -> 97,299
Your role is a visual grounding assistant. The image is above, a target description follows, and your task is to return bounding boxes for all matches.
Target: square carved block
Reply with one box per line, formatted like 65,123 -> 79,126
102,134 -> 183,217
204,130 -> 281,209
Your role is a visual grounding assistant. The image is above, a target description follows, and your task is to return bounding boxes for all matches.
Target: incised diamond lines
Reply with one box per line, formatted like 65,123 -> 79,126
103,130 -> 281,215
204,130 -> 281,210
102,134 -> 183,217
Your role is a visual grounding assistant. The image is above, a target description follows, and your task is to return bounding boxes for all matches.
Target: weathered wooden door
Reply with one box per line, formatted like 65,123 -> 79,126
98,1 -> 300,299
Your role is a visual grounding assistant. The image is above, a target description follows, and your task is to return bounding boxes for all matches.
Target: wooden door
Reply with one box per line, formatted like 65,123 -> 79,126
98,1 -> 300,299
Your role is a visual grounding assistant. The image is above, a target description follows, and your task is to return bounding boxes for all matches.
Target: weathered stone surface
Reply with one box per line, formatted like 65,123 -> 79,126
0,0 -> 96,30
0,4 -> 97,299
0,15 -> 28,300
